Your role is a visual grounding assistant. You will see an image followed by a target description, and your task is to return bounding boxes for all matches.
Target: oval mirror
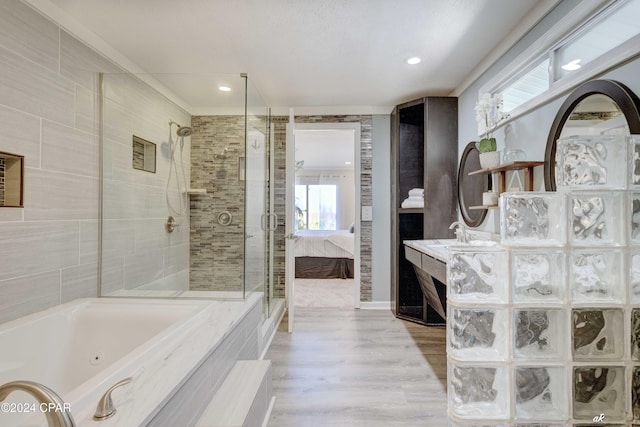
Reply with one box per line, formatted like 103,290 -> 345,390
458,142 -> 491,227
544,79 -> 640,190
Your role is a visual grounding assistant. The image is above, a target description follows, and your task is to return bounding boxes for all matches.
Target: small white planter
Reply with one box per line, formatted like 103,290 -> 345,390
479,151 -> 500,169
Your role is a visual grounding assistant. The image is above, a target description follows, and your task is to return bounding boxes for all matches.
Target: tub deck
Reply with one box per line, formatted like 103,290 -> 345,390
0,293 -> 263,426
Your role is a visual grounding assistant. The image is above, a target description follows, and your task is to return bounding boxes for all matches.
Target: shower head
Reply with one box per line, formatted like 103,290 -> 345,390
169,120 -> 193,137
176,126 -> 193,137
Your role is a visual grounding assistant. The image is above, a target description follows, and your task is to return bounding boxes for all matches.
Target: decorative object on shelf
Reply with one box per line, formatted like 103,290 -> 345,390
482,191 -> 498,206
479,150 -> 500,170
475,93 -> 509,169
502,149 -> 526,163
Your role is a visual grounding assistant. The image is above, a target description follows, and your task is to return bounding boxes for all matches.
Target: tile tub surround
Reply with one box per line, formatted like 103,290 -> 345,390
0,293 -> 263,426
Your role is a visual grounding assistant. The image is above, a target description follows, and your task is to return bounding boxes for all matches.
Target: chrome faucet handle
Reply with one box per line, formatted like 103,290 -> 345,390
0,380 -> 75,427
448,221 -> 468,243
166,216 -> 180,233
93,377 -> 133,421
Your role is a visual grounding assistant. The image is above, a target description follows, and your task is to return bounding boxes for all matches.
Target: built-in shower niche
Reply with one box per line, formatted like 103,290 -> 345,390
0,151 -> 24,207
132,135 -> 156,173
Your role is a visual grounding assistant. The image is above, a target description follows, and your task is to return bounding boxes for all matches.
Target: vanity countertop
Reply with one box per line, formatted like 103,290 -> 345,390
403,239 -> 458,263
404,237 -> 500,263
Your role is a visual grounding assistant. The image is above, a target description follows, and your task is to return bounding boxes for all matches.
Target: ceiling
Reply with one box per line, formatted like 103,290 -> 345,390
36,0 -> 553,113
295,130 -> 355,170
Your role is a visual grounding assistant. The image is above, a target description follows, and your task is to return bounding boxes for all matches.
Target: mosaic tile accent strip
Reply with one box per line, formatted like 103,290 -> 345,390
0,157 -> 5,206
190,115 -> 247,291
272,115 -> 373,302
132,139 -> 145,170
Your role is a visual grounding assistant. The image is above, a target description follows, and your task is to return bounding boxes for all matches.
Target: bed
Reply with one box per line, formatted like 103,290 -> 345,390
294,229 -> 355,279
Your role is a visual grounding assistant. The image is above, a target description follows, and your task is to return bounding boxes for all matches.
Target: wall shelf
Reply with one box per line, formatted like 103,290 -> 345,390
468,160 -> 544,192
398,208 -> 424,214
469,205 -> 498,210
186,188 -> 207,195
467,160 -> 543,211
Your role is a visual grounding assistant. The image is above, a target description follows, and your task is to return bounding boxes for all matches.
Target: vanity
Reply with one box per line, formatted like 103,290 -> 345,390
403,237 -> 499,325
402,239 -> 455,323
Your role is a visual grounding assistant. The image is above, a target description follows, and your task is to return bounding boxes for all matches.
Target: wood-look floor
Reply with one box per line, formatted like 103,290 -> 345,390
265,308 -> 447,426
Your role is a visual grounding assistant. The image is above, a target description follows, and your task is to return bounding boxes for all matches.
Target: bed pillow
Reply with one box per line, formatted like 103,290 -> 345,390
349,223 -> 355,233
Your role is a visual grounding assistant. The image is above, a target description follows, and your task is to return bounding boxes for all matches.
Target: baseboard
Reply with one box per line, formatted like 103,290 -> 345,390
358,301 -> 391,310
261,396 -> 277,427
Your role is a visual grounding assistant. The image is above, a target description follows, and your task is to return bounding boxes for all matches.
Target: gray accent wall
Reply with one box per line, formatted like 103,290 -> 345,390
371,114 -> 391,303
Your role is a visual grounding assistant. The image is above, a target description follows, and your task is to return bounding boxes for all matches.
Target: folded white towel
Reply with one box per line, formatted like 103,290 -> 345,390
405,196 -> 423,202
401,199 -> 424,209
408,188 -> 424,198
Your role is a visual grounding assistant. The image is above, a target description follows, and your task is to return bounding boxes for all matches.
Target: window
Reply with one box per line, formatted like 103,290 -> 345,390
479,0 -> 640,128
500,58 -> 550,113
553,0 -> 640,81
295,184 -> 337,230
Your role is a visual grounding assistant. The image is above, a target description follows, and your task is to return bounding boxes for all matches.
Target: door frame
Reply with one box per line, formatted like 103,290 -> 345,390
285,120 -> 361,327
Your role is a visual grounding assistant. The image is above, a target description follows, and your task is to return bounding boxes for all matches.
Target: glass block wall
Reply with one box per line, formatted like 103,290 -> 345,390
447,135 -> 640,426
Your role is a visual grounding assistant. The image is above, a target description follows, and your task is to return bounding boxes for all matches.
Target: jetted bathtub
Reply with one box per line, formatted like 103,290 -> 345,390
0,296 -> 261,426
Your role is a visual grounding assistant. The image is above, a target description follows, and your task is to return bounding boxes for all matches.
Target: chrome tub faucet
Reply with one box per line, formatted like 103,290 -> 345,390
0,380 -> 75,427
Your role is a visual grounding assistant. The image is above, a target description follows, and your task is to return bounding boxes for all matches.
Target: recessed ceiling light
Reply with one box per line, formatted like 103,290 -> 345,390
407,57 -> 421,65
218,86 -> 231,92
345,161 -> 352,165
561,59 -> 581,71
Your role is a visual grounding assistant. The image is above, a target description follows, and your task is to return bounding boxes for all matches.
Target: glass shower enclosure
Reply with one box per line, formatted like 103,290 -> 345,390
98,72 -> 279,319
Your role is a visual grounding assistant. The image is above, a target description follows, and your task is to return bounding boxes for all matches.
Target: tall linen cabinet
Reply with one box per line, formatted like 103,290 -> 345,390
390,97 -> 458,325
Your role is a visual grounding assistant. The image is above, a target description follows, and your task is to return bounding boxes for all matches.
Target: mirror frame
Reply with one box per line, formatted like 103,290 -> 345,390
544,79 -> 640,190
457,141 -> 491,227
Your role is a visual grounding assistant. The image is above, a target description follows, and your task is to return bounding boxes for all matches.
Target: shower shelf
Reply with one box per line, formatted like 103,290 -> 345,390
186,188 -> 207,195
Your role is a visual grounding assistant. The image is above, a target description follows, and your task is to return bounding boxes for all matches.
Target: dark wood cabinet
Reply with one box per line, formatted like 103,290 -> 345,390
390,97 -> 458,326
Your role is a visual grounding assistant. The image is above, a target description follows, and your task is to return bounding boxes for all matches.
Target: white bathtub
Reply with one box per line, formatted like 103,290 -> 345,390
0,295 -> 262,426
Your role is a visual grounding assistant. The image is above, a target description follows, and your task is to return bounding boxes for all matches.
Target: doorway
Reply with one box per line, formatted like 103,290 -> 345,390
285,122 -> 361,320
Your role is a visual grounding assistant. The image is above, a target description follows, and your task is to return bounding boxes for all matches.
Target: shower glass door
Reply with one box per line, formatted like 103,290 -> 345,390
243,76 -> 273,319
98,72 -> 278,322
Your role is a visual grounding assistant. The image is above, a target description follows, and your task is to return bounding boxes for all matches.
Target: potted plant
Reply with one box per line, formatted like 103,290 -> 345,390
475,93 -> 508,169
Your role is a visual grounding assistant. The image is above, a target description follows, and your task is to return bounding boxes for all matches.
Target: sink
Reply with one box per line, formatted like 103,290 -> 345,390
404,238 -> 500,264
468,240 -> 497,247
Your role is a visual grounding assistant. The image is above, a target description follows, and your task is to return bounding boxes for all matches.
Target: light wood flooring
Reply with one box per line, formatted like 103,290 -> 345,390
265,308 -> 447,426
294,278 -> 354,308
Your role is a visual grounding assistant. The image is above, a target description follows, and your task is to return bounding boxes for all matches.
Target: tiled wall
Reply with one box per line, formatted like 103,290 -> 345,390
101,73 -> 191,294
190,115 -> 246,291
0,0 -> 190,323
0,157 -> 4,205
0,0 -> 103,323
189,114 -> 269,293
272,115 -> 373,301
